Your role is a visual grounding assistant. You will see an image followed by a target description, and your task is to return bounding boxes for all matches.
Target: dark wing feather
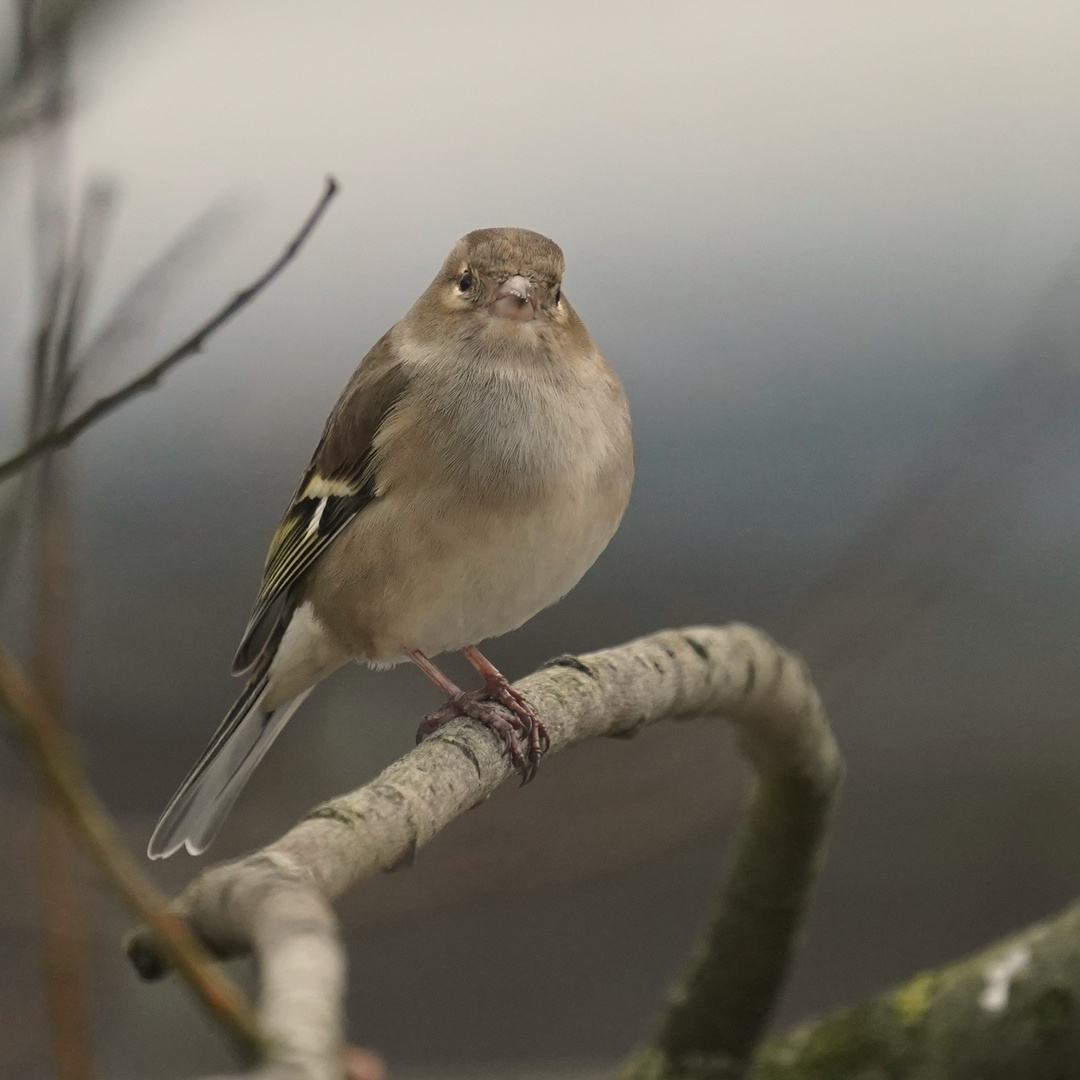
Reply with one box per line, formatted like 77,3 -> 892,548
231,333 -> 410,674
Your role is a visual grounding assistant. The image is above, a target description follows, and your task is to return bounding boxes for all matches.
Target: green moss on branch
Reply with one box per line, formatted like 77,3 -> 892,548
626,898 -> 1080,1080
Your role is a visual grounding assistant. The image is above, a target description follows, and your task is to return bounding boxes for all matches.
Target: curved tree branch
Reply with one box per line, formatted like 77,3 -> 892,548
0,176 -> 338,484
125,623 -> 843,1080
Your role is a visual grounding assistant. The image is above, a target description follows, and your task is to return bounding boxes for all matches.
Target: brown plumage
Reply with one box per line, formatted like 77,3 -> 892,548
149,228 -> 633,859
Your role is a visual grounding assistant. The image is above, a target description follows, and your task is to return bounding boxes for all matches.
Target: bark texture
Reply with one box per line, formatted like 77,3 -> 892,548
126,624 -> 842,1080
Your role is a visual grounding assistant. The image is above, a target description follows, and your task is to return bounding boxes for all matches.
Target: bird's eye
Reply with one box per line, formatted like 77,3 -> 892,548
458,270 -> 473,292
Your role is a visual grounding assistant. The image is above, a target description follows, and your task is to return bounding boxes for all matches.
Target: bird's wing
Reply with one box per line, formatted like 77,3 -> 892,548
231,332 -> 411,674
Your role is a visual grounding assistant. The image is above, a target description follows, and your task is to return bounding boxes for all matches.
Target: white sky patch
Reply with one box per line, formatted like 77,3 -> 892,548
979,945 -> 1032,1013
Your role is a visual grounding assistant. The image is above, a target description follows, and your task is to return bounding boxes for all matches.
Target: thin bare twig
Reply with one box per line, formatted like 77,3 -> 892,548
0,642 -> 268,1058
64,196 -> 238,406
0,176 -> 339,483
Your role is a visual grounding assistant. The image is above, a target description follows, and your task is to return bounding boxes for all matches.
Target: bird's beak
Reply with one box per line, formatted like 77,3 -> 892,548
490,275 -> 538,322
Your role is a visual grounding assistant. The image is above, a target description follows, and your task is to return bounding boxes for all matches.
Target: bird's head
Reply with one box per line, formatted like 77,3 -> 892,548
440,227 -> 565,325
406,228 -> 588,359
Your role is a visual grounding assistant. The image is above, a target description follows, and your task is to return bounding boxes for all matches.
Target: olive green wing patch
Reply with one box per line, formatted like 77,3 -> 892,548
231,343 -> 411,675
231,470 -> 372,674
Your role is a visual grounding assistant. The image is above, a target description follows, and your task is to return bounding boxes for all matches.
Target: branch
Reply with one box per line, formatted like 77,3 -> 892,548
18,16 -> 96,1077
0,473 -> 28,601
0,642 -> 268,1058
64,197 -> 239,403
53,179 -> 118,412
124,624 -> 842,1080
737,895 -> 1080,1079
0,176 -> 339,484
0,0 -> 88,142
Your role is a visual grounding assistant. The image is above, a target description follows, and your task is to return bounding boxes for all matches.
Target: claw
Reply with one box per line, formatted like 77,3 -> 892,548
417,685 -> 546,782
409,648 -> 548,781
484,678 -> 549,779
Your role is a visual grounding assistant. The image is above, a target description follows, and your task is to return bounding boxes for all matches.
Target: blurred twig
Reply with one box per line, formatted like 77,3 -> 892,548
1,190 -> 234,604
30,457 -> 94,1080
18,5 -> 96,1076
0,474 -> 29,601
0,0 -> 111,142
64,196 -> 238,407
0,642 -> 268,1057
1,14 -> 342,1072
125,625 -> 841,1080
0,176 -> 339,483
52,179 -> 117,412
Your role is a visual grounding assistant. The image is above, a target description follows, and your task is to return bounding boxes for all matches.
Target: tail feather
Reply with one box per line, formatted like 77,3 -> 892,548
147,680 -> 311,859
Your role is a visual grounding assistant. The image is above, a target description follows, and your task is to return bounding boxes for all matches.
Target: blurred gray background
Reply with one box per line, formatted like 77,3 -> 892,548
2,1 -> 1080,1077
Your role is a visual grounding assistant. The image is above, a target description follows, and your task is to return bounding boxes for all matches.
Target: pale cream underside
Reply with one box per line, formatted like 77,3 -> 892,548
264,601 -> 346,710
265,486 -> 625,710
262,323 -> 632,705
310,478 -> 626,662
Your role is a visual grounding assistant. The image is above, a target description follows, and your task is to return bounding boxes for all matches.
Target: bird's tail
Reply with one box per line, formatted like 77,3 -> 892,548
147,678 -> 311,859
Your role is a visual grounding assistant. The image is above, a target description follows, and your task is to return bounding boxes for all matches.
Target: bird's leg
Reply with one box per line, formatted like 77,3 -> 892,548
408,650 -> 530,776
461,645 -> 549,778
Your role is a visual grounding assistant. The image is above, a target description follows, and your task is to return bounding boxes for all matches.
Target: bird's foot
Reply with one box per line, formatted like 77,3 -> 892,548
481,676 -> 549,774
417,683 -> 547,783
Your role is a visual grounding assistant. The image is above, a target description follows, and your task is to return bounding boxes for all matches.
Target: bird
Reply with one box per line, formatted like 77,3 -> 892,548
148,227 -> 634,859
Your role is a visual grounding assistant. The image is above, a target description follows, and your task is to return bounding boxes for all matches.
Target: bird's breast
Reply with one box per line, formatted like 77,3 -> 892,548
374,355 -> 631,511
309,350 -> 632,659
